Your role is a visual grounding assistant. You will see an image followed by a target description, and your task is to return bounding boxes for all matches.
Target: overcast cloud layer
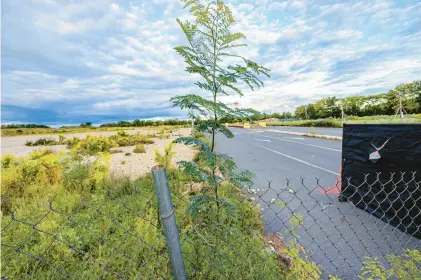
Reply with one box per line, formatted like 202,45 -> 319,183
2,0 -> 421,125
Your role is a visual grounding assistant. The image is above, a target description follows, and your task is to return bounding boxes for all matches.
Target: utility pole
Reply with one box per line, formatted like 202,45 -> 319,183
394,92 -> 406,119
399,93 -> 404,119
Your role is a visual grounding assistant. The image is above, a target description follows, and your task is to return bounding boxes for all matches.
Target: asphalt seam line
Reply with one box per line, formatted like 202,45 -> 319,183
254,144 -> 340,176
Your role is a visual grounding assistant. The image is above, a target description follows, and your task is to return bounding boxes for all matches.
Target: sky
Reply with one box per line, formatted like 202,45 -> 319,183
2,0 -> 421,125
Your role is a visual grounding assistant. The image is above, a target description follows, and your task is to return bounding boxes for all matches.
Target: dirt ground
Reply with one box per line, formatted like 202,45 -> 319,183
1,127 -> 196,179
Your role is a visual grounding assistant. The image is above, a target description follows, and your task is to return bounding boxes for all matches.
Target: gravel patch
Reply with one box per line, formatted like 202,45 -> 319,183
1,128 -> 195,179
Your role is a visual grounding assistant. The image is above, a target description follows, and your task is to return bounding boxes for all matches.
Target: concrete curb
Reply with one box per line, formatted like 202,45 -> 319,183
256,129 -> 343,141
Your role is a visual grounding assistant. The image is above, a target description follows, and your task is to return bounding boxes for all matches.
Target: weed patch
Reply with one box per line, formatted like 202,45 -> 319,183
25,137 -> 60,146
133,144 -> 146,153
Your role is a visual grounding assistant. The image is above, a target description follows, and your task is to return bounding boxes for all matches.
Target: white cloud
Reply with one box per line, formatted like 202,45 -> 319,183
269,2 -> 287,11
2,0 -> 421,123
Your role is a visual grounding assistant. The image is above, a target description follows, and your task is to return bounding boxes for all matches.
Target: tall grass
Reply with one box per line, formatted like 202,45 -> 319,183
1,149 -> 287,279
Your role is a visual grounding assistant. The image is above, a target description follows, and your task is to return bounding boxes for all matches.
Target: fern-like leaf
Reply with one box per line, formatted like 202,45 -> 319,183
188,195 -> 235,216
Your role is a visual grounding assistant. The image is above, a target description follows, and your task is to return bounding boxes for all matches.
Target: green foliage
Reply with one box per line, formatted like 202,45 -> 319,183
269,119 -> 343,128
187,194 -> 234,216
283,240 -> 322,280
192,131 -> 205,138
1,154 -> 17,168
25,137 -> 60,146
100,119 -> 190,127
1,123 -> 50,128
311,126 -> 316,134
1,149 -> 109,214
124,152 -> 131,156
71,135 -> 117,155
1,126 -> 136,137
109,132 -> 155,146
62,154 -> 110,192
154,143 -> 176,169
359,249 -> 421,280
274,199 -> 286,209
0,163 -> 287,279
268,115 -> 421,128
58,134 -> 66,143
64,136 -> 82,147
79,122 -> 93,127
173,0 -> 269,214
63,132 -> 155,155
173,0 -> 269,149
157,134 -> 170,139
133,144 -> 146,153
294,80 -> 421,119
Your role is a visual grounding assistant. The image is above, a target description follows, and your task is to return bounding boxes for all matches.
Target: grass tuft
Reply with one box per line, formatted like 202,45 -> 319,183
133,145 -> 146,153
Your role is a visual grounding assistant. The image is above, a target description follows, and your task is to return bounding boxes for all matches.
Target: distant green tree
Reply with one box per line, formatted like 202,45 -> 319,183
271,112 -> 281,119
80,122 -> 93,128
295,105 -> 306,119
414,80 -> 421,110
387,81 -> 421,114
293,81 -> 420,119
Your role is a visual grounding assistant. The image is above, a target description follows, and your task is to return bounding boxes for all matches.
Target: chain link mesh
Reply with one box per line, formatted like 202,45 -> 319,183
1,172 -> 420,279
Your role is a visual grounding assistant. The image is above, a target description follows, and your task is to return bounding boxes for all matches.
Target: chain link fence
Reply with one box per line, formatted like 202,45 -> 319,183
1,170 -> 420,279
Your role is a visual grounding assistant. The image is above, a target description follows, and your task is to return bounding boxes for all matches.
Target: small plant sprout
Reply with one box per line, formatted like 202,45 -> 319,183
154,143 -> 176,169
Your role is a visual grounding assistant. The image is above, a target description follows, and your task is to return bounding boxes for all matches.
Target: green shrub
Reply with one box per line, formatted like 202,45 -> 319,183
1,150 -> 110,214
62,155 -> 109,192
72,135 -> 117,155
1,150 -> 70,213
139,138 -> 154,144
157,134 -> 170,139
0,167 -> 286,279
192,152 -> 200,162
1,154 -> 18,168
110,132 -> 155,146
124,152 -> 131,156
269,119 -> 342,128
58,134 -> 66,143
193,132 -> 205,138
110,149 -> 123,154
65,137 -> 81,148
25,137 -> 60,146
133,145 -> 146,153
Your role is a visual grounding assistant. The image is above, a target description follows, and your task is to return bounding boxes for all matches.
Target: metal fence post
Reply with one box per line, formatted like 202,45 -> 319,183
151,166 -> 187,280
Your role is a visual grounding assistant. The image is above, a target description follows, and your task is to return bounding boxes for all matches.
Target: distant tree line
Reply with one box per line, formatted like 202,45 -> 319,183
1,124 -> 51,129
99,119 -> 190,127
294,80 -> 421,119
